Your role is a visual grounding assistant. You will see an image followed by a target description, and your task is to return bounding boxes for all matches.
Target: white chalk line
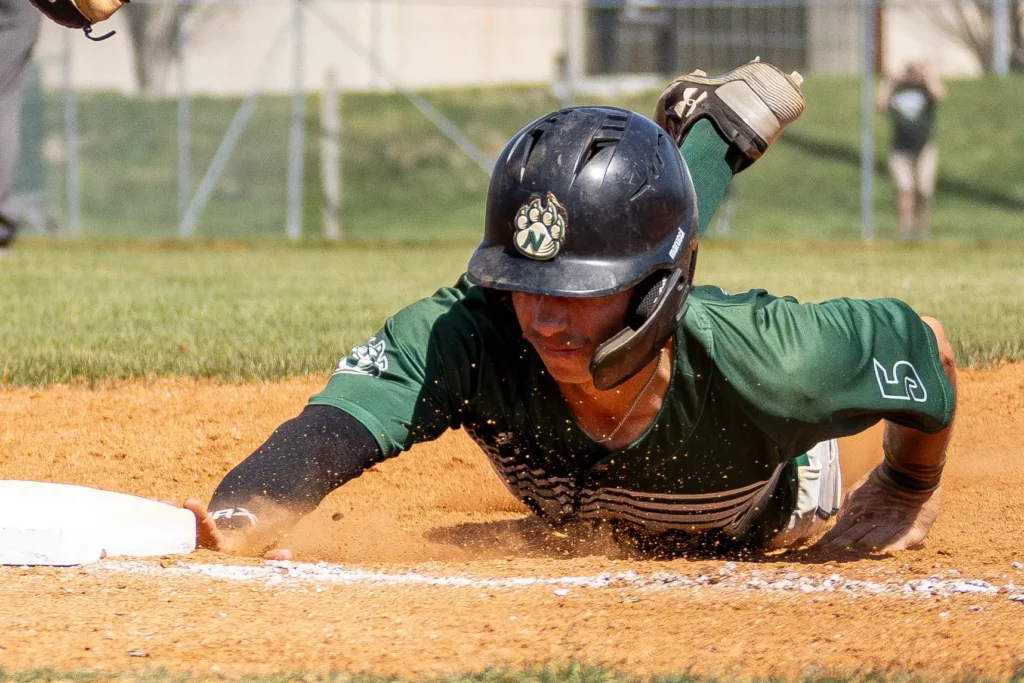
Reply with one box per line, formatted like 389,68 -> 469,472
92,559 -> 1024,603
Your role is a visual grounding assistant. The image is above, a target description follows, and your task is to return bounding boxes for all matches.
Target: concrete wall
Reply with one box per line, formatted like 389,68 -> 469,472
807,3 -> 864,76
807,3 -> 984,78
35,0 -> 570,95
33,0 -> 985,96
883,2 -> 984,77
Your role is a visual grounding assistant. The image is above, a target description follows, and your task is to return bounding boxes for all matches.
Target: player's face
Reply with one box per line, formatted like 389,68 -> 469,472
512,289 -> 633,386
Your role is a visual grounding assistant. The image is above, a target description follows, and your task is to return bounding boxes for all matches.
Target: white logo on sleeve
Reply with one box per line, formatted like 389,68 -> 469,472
335,337 -> 389,377
873,358 -> 928,402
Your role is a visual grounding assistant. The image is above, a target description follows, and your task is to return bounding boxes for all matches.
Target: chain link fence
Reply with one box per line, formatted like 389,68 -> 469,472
14,0 -> 1024,242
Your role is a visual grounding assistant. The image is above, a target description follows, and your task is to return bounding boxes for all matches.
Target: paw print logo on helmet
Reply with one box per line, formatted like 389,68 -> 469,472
513,192 -> 567,261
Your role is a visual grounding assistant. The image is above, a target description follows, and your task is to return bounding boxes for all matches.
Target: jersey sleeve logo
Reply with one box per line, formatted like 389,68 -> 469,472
514,192 -> 567,260
335,337 -> 389,377
873,358 -> 928,402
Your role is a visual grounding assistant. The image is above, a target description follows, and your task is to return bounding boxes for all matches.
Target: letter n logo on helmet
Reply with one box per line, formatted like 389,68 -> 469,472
513,193 -> 567,260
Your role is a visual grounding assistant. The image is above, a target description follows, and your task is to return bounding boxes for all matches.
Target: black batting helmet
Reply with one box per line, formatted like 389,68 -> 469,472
466,106 -> 699,390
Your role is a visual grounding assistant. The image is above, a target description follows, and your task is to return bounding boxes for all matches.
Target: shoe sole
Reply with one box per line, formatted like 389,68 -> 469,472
670,63 -> 805,159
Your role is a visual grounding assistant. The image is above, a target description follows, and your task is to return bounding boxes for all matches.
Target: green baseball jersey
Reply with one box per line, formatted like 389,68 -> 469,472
310,277 -> 954,545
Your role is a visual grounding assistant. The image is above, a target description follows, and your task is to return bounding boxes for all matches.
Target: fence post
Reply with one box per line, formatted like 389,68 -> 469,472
993,0 -> 1011,75
860,0 -> 875,242
560,0 -> 575,106
62,31 -> 79,238
286,0 -> 306,240
307,3 -> 492,174
321,70 -> 342,240
177,15 -> 191,235
370,0 -> 382,90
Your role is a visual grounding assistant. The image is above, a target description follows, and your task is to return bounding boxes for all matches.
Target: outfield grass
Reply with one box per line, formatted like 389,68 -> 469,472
48,76 -> 1024,242
2,240 -> 1021,386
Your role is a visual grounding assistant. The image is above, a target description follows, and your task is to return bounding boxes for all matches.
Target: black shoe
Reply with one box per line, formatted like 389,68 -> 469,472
654,58 -> 805,171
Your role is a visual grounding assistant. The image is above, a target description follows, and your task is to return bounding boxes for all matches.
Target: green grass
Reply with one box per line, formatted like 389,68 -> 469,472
41,76 -> 1024,241
2,240 -> 1022,386
740,76 -> 1024,241
0,666 -> 1022,683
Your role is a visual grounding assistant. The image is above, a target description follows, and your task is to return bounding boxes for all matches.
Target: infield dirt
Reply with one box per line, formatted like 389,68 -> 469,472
1,366 -> 1023,679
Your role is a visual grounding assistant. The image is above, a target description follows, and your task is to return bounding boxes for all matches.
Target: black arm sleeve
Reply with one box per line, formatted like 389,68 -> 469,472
208,404 -> 384,518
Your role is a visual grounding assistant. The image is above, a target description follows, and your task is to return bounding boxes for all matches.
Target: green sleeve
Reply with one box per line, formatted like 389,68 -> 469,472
679,119 -> 734,238
686,287 -> 955,455
308,278 -> 483,457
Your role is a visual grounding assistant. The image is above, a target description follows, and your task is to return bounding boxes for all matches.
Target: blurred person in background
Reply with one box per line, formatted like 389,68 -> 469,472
0,0 -> 41,248
876,60 -> 947,241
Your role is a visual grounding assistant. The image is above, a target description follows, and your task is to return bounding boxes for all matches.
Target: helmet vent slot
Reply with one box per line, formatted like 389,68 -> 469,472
572,113 -> 631,181
629,134 -> 667,201
601,113 -> 629,132
517,115 -> 562,174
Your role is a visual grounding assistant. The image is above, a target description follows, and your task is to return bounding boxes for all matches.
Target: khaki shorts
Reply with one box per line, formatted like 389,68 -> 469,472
889,145 -> 938,198
770,439 -> 842,549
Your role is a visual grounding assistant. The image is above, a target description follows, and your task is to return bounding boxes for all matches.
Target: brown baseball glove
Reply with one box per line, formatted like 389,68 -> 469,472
27,0 -> 128,40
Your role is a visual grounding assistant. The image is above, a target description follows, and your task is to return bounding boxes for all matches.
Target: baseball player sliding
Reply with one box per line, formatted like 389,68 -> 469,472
32,0 -> 956,559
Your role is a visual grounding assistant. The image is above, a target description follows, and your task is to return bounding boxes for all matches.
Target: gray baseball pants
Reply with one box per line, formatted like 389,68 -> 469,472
0,0 -> 41,228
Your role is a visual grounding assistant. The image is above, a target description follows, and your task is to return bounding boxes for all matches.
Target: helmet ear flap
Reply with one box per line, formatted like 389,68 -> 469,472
628,272 -> 671,330
590,247 -> 698,391
590,269 -> 688,391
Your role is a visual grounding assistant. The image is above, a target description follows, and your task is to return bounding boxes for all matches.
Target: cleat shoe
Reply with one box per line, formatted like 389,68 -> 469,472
654,58 -> 805,171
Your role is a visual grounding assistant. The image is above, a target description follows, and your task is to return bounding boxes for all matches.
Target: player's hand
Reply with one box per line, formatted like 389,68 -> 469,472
182,498 -> 294,560
817,465 -> 942,553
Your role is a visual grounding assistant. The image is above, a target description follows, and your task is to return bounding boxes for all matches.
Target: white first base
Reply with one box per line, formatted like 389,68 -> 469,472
0,480 -> 197,566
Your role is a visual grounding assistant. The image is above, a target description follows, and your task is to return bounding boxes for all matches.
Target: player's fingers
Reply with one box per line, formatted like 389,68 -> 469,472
879,527 -> 926,553
816,524 -> 843,547
263,548 -> 293,561
856,524 -> 903,551
820,521 -> 878,552
183,498 -> 223,550
182,497 -> 208,521
817,512 -> 866,546
816,517 -> 854,547
182,497 -> 204,520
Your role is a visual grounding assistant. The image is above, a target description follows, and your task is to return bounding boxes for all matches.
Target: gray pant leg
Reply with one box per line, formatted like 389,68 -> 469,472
0,0 -> 41,226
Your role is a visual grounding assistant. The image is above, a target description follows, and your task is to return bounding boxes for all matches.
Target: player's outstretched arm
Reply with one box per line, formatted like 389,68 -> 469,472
693,290 -> 956,552
181,404 -> 385,559
819,317 -> 957,552
178,282 -> 479,557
